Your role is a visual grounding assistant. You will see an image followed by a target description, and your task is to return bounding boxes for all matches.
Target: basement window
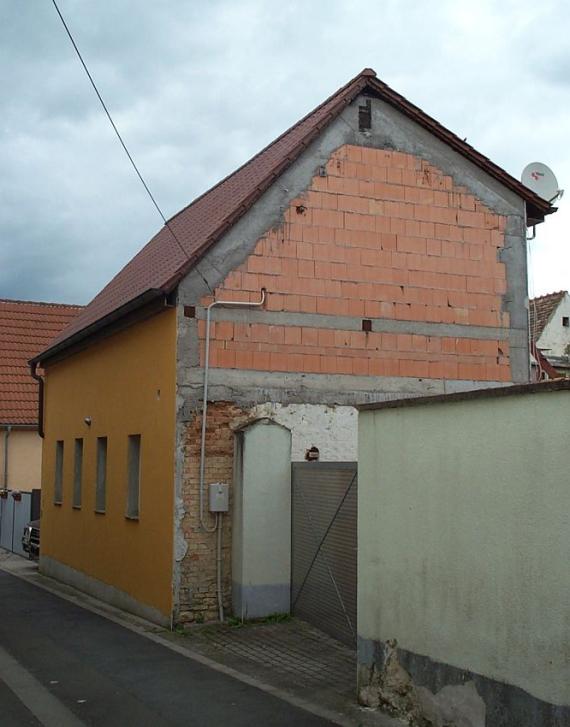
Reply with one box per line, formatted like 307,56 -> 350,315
54,440 -> 64,505
126,435 -> 141,520
563,316 -> 569,327
95,437 -> 107,513
73,438 -> 83,508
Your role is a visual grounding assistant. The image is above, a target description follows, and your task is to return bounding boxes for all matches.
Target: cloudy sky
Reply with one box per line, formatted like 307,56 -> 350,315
1,0 -> 568,305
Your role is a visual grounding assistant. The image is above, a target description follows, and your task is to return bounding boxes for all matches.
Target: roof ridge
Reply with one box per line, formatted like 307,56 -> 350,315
34,67 -> 556,364
530,290 -> 567,302
167,68 -> 373,228
364,76 -> 551,215
0,298 -> 83,308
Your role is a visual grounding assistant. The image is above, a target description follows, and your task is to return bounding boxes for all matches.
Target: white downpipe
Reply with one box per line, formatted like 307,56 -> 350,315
198,288 -> 266,622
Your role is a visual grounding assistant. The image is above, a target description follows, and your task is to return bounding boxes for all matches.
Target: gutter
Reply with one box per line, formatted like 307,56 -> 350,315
31,289 -> 166,367
2,425 -> 11,489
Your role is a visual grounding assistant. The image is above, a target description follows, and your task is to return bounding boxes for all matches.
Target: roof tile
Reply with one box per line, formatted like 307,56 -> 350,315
529,291 -> 566,342
0,300 -> 82,425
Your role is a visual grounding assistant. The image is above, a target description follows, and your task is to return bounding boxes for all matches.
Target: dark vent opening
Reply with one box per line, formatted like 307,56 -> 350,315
358,99 -> 372,131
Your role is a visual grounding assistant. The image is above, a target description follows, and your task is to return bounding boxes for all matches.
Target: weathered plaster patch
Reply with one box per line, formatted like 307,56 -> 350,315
244,403 -> 357,461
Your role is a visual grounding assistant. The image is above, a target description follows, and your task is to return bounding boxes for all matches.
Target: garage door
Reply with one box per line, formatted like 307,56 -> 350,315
291,462 -> 357,647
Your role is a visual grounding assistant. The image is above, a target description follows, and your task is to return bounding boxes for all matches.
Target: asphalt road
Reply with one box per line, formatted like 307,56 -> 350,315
0,570 -> 336,727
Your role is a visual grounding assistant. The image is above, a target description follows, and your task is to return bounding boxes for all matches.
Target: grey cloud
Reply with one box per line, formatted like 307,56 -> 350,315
1,0 -> 569,305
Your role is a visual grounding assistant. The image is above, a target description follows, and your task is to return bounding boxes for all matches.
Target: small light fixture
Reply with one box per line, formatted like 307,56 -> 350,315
305,446 -> 320,462
84,416 -> 92,426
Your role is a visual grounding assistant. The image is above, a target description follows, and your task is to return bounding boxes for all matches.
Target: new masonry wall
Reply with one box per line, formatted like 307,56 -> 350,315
173,94 -> 530,621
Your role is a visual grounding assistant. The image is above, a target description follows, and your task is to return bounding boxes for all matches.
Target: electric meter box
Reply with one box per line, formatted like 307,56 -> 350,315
208,483 -> 229,513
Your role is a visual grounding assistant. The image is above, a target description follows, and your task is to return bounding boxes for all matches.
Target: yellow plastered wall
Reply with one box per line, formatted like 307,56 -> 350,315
0,428 -> 42,491
41,309 -> 176,618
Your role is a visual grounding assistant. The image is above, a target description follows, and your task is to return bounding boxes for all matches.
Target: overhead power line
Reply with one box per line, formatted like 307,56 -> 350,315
50,0 -> 212,292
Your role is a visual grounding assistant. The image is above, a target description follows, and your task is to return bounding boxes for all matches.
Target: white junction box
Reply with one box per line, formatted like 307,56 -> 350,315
208,482 -> 229,512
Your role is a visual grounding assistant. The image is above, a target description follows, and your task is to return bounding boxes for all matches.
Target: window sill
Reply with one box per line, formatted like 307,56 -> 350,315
125,514 -> 139,521
72,505 -> 81,510
94,509 -> 106,515
53,501 -> 62,506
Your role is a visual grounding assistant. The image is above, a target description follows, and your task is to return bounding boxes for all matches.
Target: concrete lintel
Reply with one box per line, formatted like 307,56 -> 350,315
177,368 -> 505,408
199,306 -> 522,344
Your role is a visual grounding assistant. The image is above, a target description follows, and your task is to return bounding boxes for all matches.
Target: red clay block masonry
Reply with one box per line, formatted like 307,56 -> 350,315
175,145 -> 519,622
200,145 -> 511,383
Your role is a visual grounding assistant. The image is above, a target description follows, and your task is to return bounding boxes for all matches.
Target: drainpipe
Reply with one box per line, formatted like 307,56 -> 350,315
199,288 -> 266,621
3,425 -> 11,490
30,362 -> 45,438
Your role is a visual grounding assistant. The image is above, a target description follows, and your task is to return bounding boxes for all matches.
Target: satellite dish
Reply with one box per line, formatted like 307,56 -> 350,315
521,162 -> 562,203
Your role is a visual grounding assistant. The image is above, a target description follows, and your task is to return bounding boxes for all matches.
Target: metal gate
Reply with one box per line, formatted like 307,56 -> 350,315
291,462 -> 357,647
0,491 -> 37,557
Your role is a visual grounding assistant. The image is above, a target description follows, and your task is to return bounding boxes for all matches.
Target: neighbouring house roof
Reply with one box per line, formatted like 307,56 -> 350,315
0,299 -> 82,425
530,341 -> 560,380
529,291 -> 567,342
35,68 -> 555,364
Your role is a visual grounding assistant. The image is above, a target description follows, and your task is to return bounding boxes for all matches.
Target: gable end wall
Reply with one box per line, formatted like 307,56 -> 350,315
172,95 -> 530,622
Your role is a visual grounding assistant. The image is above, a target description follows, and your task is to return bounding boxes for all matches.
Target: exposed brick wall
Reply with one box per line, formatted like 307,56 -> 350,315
181,144 -> 517,621
199,144 -> 511,382
178,402 -> 245,623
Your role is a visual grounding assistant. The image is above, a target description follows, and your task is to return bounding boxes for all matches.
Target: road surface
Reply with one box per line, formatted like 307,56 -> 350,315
0,569 -> 336,726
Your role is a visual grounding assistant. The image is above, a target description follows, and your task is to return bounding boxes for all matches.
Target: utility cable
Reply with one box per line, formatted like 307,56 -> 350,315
50,0 -> 212,292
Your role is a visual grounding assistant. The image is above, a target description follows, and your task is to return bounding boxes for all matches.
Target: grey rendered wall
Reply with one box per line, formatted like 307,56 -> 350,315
232,420 -> 292,619
357,388 -> 570,722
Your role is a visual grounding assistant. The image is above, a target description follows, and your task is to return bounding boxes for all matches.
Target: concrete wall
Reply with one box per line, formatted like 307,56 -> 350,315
40,309 -> 177,622
358,385 -> 570,724
0,428 -> 42,491
232,420 -> 292,618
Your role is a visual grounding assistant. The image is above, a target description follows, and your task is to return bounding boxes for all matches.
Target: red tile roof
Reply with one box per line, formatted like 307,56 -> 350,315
0,300 -> 82,425
529,291 -> 566,342
36,68 -> 554,363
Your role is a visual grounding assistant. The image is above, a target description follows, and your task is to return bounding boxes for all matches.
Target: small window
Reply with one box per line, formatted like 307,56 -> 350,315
126,435 -> 141,520
73,438 -> 83,508
95,437 -> 107,513
563,316 -> 569,327
54,440 -> 64,504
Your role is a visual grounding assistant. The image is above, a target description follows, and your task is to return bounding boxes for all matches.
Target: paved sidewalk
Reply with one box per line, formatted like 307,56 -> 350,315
164,620 -> 400,726
167,618 -> 355,700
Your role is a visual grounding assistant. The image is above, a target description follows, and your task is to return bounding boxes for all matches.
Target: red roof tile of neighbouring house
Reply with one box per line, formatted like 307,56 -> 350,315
35,68 -> 555,363
0,299 -> 82,425
529,291 -> 566,342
